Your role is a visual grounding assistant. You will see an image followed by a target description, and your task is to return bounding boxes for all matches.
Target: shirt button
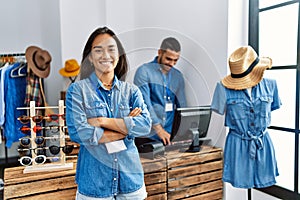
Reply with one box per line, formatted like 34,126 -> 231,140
114,158 -> 117,162
108,94 -> 111,96
113,178 -> 117,181
250,109 -> 254,113
111,109 -> 113,112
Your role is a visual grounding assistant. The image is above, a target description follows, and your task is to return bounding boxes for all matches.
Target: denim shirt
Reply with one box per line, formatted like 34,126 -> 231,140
211,78 -> 282,188
3,63 -> 27,147
133,57 -> 187,139
66,72 -> 152,198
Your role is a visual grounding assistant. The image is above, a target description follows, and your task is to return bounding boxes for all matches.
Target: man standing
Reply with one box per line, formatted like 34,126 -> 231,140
134,37 -> 187,146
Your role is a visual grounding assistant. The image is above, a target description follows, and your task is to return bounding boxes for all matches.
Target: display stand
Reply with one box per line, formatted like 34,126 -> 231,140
18,100 -> 73,174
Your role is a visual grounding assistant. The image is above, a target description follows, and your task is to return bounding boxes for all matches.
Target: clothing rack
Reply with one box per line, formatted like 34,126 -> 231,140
0,53 -> 25,64
0,52 -> 26,170
0,53 -> 25,57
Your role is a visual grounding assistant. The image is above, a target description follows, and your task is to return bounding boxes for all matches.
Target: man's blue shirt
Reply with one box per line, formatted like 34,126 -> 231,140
133,57 -> 187,140
66,72 -> 151,198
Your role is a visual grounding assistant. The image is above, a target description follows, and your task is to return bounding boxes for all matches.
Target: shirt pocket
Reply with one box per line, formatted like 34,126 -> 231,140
85,101 -> 107,118
227,99 -> 246,120
118,102 -> 131,118
259,96 -> 272,118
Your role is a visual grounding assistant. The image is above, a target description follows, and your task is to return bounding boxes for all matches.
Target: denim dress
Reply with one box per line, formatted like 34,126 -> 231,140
211,78 -> 281,188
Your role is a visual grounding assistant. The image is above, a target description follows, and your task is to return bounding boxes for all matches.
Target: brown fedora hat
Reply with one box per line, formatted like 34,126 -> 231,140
221,46 -> 272,90
25,46 -> 51,78
59,59 -> 80,77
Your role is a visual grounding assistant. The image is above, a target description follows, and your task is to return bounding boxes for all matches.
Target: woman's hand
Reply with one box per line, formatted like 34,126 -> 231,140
129,107 -> 142,117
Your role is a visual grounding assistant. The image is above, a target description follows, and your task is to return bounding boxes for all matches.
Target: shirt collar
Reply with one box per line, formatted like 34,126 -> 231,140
89,72 -> 121,90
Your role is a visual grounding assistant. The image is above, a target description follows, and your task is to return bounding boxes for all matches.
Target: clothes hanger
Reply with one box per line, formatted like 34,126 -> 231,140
10,55 -> 27,78
10,63 -> 27,78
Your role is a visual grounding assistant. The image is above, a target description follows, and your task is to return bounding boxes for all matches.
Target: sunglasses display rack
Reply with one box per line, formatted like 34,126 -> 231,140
17,100 -> 74,174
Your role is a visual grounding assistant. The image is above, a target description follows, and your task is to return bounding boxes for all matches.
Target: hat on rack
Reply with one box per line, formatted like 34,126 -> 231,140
25,46 -> 51,78
221,46 -> 272,90
59,59 -> 80,77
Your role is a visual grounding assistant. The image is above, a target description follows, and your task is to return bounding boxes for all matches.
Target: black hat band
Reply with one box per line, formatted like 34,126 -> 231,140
231,57 -> 260,78
32,51 -> 48,71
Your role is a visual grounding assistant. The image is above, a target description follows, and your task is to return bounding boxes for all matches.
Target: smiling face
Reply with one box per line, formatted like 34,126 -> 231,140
158,49 -> 180,73
89,33 -> 119,78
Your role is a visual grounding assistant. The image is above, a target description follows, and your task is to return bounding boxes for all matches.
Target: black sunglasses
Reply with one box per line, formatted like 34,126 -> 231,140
18,147 -> 46,156
48,145 -> 74,155
45,114 -> 65,122
19,136 -> 46,147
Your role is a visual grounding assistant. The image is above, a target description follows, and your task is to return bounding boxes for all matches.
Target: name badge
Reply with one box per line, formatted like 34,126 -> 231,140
105,140 -> 127,154
165,102 -> 173,112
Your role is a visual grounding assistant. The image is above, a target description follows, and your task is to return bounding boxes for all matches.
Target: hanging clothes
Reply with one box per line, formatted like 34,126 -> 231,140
0,62 -> 10,126
24,70 -> 43,108
3,63 -> 27,147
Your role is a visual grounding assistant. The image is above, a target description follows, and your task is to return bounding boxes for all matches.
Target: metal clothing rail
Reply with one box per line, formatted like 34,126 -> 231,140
0,53 -> 25,57
0,53 -> 25,64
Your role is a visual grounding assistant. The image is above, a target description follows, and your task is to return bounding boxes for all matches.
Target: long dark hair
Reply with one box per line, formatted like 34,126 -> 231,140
80,27 -> 128,81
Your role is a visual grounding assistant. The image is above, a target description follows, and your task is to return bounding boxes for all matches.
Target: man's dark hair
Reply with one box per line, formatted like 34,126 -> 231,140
160,37 -> 181,52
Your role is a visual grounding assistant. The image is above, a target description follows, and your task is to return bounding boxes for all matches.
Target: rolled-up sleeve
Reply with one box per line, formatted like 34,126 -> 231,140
124,85 -> 152,138
66,83 -> 104,145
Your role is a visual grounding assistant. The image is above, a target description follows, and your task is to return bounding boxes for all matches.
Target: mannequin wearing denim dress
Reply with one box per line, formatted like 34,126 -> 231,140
211,46 -> 282,188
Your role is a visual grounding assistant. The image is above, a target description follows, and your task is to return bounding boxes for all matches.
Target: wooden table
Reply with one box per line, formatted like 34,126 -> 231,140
4,146 -> 222,200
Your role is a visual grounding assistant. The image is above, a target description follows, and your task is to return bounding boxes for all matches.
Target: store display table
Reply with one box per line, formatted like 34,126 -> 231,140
4,146 -> 222,200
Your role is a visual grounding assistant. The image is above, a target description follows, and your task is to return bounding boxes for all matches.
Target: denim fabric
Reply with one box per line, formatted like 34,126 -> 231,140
133,57 -> 186,140
0,63 -> 10,126
3,63 -> 27,147
66,72 -> 151,198
76,184 -> 147,200
211,78 -> 282,188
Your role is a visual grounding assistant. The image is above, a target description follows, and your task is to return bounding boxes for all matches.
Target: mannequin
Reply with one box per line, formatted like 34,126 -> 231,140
211,46 -> 282,189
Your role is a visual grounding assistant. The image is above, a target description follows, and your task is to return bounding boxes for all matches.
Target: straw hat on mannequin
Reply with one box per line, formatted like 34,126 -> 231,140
222,46 -> 272,90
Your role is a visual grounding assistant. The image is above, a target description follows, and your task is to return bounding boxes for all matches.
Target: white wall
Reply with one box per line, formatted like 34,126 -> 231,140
1,0 -> 270,199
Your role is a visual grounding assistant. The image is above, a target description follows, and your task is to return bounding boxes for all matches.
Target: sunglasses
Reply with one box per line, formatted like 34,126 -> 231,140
48,145 -> 74,155
17,115 -> 45,124
18,147 -> 46,156
18,155 -> 47,166
17,114 -> 65,124
20,125 -> 67,134
19,136 -> 46,147
45,114 -> 65,122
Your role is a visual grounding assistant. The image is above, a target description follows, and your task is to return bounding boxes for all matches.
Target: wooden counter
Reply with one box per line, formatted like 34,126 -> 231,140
4,146 -> 222,200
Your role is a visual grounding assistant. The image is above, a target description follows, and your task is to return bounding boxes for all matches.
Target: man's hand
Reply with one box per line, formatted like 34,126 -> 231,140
153,124 -> 171,145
